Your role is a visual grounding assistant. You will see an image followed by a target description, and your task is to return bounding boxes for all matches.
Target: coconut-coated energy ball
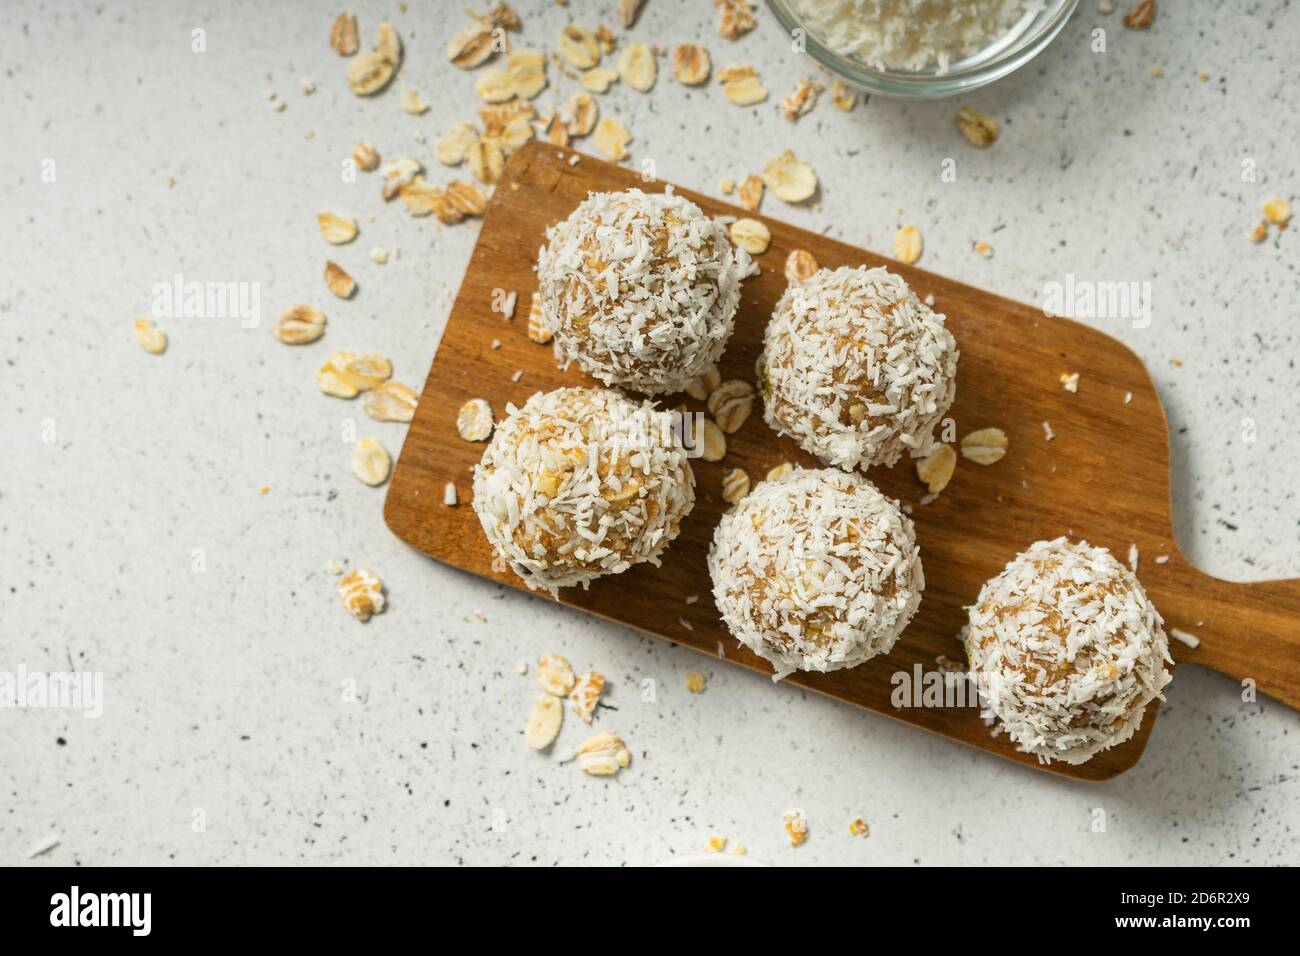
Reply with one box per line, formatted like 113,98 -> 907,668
708,467 -> 923,678
963,537 -> 1173,765
536,186 -> 754,396
472,387 -> 696,593
757,265 -> 958,471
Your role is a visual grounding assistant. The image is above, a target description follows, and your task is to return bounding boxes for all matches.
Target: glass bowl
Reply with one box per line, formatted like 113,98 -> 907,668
764,0 -> 1079,100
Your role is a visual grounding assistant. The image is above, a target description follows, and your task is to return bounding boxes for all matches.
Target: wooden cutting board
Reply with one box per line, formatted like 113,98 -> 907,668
384,141 -> 1300,781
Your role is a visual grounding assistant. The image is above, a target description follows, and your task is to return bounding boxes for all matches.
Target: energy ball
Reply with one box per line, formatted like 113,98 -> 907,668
708,467 -> 923,678
472,387 -> 695,593
758,266 -> 958,471
963,537 -> 1173,766
537,186 -> 754,396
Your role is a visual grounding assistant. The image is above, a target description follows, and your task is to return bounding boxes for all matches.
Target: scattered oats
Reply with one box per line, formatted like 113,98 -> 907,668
316,351 -> 391,398
1249,220 -> 1270,243
1128,543 -> 1139,573
318,210 -> 358,244
558,24 -> 601,69
831,79 -> 857,111
270,97 -> 287,112
468,138 -> 506,183
720,177 -> 735,194
766,462 -> 793,482
399,178 -> 453,219
575,731 -> 631,776
893,224 -> 923,264
330,11 -> 359,56
569,671 -> 606,723
717,0 -> 757,40
721,467 -> 751,504
780,78 -> 823,120
1263,197 -> 1292,227
364,381 -> 418,421
719,64 -> 767,105
322,261 -> 357,300
961,427 -> 1009,465
369,246 -> 389,265
973,240 -> 993,258
737,174 -> 764,211
132,316 -> 167,354
705,834 -> 727,852
435,123 -> 479,166
1060,371 -> 1080,393
762,149 -> 817,203
1123,0 -> 1156,29
446,18 -> 497,70
446,179 -> 488,217
351,437 -> 392,486
537,653 -> 576,696
1155,554 -> 1169,564
347,43 -> 399,97
339,567 -> 385,621
618,0 -> 646,29
593,116 -> 632,160
784,248 -> 818,283
594,25 -> 616,54
505,48 -> 548,99
916,443 -> 956,494
526,293 -> 551,343
457,395 -> 496,442
1170,628 -> 1200,649
352,141 -> 380,172
580,66 -> 619,93
444,482 -> 459,506
300,78 -> 316,95
708,379 -> 756,433
524,694 -> 564,750
618,42 -> 656,92
562,92 -> 598,136
684,363 -> 722,401
274,304 -> 327,344
729,217 -> 771,254
849,817 -> 870,838
685,670 -> 707,693
474,67 -> 514,102
782,809 -> 808,848
955,106 -> 998,147
673,44 -> 711,85
399,86 -> 428,114
700,418 -> 727,462
380,156 -> 422,200
1042,420 -> 1055,441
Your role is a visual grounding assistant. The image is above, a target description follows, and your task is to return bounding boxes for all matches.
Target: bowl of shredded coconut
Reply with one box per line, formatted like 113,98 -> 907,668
767,0 -> 1078,99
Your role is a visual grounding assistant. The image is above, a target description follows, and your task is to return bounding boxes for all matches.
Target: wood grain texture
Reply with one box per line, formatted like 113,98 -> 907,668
384,142 -> 1300,782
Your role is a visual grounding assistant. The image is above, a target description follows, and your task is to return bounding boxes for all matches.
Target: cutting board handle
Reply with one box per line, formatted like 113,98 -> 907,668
1151,556 -> 1300,710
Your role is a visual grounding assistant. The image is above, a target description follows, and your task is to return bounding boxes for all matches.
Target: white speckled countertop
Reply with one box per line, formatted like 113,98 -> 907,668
2,1 -> 1297,866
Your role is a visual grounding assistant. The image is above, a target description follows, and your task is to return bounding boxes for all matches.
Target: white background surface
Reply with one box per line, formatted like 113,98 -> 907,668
2,0 -> 1297,866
